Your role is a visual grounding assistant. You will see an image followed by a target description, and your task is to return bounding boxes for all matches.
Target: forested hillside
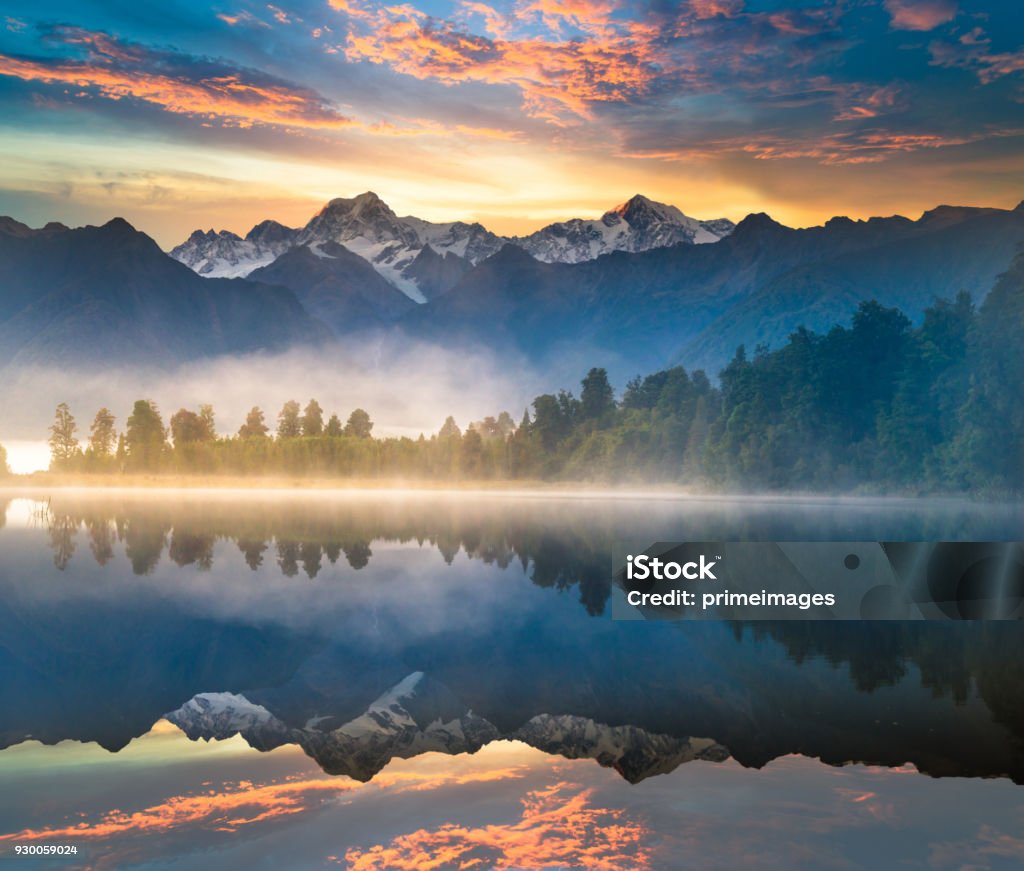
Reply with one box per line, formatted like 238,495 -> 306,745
23,250 -> 1024,494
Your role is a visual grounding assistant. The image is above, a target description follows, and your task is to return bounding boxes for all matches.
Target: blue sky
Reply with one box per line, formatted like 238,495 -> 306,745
0,0 -> 1021,245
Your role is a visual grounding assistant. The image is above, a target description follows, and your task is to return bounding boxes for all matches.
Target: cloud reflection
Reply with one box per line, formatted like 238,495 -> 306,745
343,781 -> 651,869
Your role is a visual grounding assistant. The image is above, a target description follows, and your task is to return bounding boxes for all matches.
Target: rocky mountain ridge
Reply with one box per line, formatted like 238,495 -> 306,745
170,192 -> 734,300
165,673 -> 729,783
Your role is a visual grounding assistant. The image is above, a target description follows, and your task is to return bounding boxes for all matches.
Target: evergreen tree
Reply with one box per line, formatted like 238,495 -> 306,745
48,402 -> 79,468
945,253 -> 1024,489
125,400 -> 166,471
170,409 -> 207,445
557,389 -> 580,426
88,408 -> 117,458
239,407 -> 269,439
325,414 -> 343,437
497,411 -> 516,437
476,416 -> 500,438
0,443 -> 9,476
531,395 -> 567,450
344,408 -> 374,438
198,404 -> 216,441
682,395 -> 710,479
580,367 -> 615,422
507,409 -> 534,478
277,400 -> 301,438
622,375 -> 646,410
302,399 -> 324,436
438,416 -> 461,440
460,428 -> 484,477
877,293 -> 973,482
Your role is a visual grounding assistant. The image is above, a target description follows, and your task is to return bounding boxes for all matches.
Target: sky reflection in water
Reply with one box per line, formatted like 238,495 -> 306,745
1,490 -> 1023,869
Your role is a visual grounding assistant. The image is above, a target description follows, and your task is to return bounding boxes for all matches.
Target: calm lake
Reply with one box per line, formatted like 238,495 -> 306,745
1,489 -> 1023,870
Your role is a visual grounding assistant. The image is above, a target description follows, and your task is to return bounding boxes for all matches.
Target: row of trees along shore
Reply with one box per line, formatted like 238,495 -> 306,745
11,263 -> 1024,492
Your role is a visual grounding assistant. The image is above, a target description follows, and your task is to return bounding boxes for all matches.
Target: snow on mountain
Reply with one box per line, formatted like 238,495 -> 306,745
514,714 -> 730,783
401,215 -> 505,264
161,673 -> 730,783
311,671 -> 500,779
170,192 -> 733,300
294,194 -> 504,303
514,194 -> 734,264
336,670 -> 426,739
162,673 -> 499,781
164,692 -> 291,751
169,220 -> 298,279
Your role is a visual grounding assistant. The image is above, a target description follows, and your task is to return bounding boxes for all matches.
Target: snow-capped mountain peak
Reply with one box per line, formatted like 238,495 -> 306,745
612,193 -> 682,221
513,195 -> 734,263
161,676 -> 729,784
170,223 -> 298,279
165,692 -> 290,746
170,192 -> 734,297
301,192 -> 420,249
293,194 -> 503,301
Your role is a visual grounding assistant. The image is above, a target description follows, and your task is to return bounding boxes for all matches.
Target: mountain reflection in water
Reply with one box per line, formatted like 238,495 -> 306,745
1,490 -> 1022,788
0,491 -> 1019,863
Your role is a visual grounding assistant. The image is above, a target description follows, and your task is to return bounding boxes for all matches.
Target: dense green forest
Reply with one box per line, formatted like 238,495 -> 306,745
8,250 -> 1023,493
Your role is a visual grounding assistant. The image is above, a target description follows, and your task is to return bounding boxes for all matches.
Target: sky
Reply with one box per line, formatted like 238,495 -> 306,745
4,729 -> 1024,869
0,0 -> 1021,247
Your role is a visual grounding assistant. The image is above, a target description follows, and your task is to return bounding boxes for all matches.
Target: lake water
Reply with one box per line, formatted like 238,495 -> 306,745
1,489 -> 1023,870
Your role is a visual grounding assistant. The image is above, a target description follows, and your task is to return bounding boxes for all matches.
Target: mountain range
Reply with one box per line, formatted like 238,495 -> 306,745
404,202 -> 1024,376
5,583 -> 1022,785
1,195 -> 1022,379
165,674 -> 729,783
170,192 -> 735,302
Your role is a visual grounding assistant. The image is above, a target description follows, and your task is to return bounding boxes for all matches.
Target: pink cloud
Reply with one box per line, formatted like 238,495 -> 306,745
690,0 -> 744,20
884,0 -> 957,32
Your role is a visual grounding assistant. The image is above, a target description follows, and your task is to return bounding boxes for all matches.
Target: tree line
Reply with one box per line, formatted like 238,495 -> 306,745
22,250 -> 1024,492
37,500 -> 611,614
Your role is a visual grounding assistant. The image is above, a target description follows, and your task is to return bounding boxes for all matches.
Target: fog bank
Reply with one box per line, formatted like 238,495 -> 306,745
0,338 -> 546,471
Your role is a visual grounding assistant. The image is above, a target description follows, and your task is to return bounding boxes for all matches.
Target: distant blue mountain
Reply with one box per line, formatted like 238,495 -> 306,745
2,200 -> 1022,378
0,216 -> 329,370
401,202 -> 1024,379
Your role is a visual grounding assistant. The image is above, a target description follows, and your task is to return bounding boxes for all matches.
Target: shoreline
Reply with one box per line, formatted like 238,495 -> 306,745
1,476 -> 1019,506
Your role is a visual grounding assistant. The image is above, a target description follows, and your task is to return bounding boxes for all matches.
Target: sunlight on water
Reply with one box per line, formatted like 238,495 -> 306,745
2,497 -> 39,529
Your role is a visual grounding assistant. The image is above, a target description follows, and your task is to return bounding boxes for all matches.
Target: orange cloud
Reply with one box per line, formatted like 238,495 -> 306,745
622,125 -> 1022,166
332,0 -> 672,124
690,0 -> 744,20
741,131 -> 979,164
0,778 -> 355,843
0,27 -> 352,130
0,761 -> 531,845
217,11 -> 271,29
515,0 -> 620,36
0,26 -> 528,141
343,781 -> 652,870
465,2 -> 517,39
